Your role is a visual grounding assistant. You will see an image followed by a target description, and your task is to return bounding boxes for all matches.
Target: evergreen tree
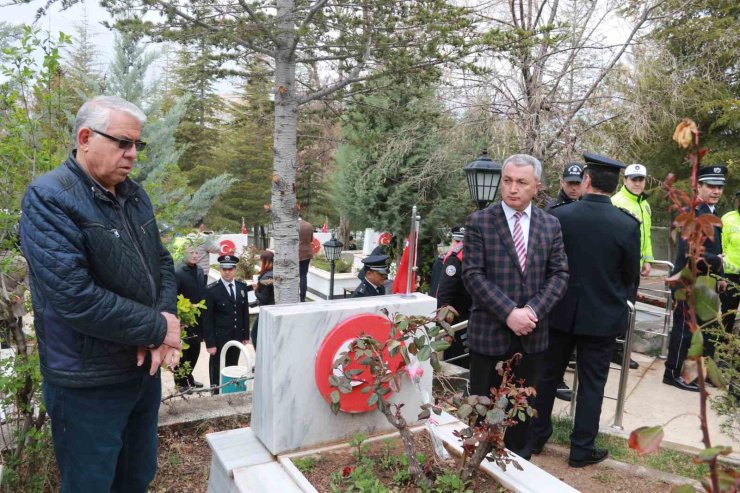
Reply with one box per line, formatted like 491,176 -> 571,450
209,68 -> 273,231
172,40 -> 224,172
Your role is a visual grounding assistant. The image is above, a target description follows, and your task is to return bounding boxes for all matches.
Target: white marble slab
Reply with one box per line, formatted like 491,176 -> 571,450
434,414 -> 580,493
206,427 -> 274,493
232,462 -> 304,493
252,293 -> 437,455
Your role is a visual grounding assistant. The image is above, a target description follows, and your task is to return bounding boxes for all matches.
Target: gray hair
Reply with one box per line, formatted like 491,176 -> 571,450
502,154 -> 543,182
73,96 -> 147,148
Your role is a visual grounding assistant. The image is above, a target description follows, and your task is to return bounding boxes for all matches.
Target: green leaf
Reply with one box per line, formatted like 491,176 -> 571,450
360,385 -> 372,394
687,329 -> 704,359
704,357 -> 727,389
696,445 -> 732,462
674,288 -> 687,302
457,403 -> 473,419
695,275 -> 716,290
475,404 -> 488,415
368,393 -> 379,406
417,345 -> 432,361
486,408 -> 506,425
693,284 -> 720,321
430,340 -> 450,352
417,408 -> 431,420
328,375 -> 339,387
330,390 -> 341,404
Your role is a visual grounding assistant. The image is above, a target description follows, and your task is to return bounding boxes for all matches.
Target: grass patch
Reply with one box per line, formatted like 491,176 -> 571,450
550,416 -> 708,481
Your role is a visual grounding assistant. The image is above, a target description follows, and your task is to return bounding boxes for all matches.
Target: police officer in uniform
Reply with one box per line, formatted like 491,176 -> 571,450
352,255 -> 389,297
203,254 -> 250,394
545,163 -> 584,400
529,153 -> 640,468
435,226 -> 470,367
545,162 -> 584,211
664,166 -> 727,391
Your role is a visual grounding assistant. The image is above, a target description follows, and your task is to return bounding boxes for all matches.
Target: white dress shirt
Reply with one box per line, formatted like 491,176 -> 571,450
220,278 -> 236,299
501,201 -> 532,248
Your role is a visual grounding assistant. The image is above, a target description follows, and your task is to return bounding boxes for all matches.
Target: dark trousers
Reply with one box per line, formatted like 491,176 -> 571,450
664,299 -> 693,379
530,330 -> 615,461
209,343 -> 241,394
443,327 -> 469,369
299,259 -> 310,301
251,314 -> 260,351
469,337 -> 542,458
43,373 -> 161,493
174,332 -> 201,388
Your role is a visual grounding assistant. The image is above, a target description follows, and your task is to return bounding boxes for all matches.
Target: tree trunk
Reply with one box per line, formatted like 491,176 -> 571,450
271,0 -> 300,304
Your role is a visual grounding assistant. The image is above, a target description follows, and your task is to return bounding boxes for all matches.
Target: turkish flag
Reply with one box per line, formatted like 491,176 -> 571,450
241,217 -> 247,235
392,236 -> 416,294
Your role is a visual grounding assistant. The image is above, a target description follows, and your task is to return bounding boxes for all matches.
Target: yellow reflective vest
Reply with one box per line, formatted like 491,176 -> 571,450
721,210 -> 740,275
611,187 -> 654,265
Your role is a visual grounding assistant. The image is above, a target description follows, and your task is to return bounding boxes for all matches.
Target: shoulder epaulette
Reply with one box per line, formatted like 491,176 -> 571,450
207,281 -> 220,289
549,201 -> 568,210
356,282 -> 367,294
452,242 -> 464,254
617,207 -> 640,223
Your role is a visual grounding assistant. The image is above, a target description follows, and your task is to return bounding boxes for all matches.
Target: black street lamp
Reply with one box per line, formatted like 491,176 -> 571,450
464,151 -> 502,210
323,233 -> 344,300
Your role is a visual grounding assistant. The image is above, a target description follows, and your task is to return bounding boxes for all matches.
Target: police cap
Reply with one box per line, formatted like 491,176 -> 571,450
451,226 -> 465,241
362,255 -> 389,275
697,166 -> 727,186
217,254 -> 239,269
582,152 -> 625,173
562,162 -> 584,182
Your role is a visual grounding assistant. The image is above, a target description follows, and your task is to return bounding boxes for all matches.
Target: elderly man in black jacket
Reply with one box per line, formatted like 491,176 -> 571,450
174,246 -> 208,391
20,96 -> 181,493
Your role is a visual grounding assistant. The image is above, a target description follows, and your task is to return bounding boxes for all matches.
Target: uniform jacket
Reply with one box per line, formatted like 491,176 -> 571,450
721,210 -> 740,275
203,279 -> 250,349
544,189 -> 577,212
352,277 -> 385,298
611,187 -> 654,265
435,242 -> 471,321
175,263 -> 207,337
462,202 -> 569,356
19,153 -> 176,388
672,203 -> 723,276
549,194 -> 641,337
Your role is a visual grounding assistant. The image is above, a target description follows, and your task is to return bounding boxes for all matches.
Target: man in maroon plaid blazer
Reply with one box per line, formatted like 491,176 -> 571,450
463,154 -> 569,459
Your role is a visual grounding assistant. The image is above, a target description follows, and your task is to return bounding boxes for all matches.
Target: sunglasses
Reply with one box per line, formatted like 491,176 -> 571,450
91,128 -> 147,152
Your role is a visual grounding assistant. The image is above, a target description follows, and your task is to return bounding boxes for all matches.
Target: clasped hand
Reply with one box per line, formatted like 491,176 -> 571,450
506,307 -> 537,336
135,311 -> 183,376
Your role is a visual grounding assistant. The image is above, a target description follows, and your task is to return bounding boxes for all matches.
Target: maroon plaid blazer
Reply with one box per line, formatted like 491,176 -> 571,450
462,202 -> 569,356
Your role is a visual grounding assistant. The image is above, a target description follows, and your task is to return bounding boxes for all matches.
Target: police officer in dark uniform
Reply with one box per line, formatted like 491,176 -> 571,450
202,254 -> 250,394
352,255 -> 389,297
529,153 -> 641,468
545,163 -> 584,400
545,162 -> 584,212
435,226 -> 470,367
663,165 -> 727,391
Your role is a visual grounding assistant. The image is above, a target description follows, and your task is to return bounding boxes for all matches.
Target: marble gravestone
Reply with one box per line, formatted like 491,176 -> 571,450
252,293 -> 437,455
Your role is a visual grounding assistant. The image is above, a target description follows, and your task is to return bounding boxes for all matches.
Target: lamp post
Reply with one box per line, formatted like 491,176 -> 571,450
323,233 -> 344,300
464,151 -> 502,210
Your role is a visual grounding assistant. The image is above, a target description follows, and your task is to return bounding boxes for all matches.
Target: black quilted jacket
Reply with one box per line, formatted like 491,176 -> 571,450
20,153 -> 177,388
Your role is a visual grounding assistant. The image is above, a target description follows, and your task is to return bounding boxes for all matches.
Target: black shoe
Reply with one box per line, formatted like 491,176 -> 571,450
192,380 -> 205,388
177,385 -> 192,394
662,376 -> 699,392
531,443 -> 545,455
629,359 -> 639,370
568,448 -> 608,468
555,381 -> 573,402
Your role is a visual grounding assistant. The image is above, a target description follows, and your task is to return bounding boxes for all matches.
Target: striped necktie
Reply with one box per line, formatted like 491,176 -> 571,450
513,211 -> 527,272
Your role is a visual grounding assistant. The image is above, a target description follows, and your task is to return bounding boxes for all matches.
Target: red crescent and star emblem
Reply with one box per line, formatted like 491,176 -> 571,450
219,239 -> 236,255
311,237 -> 321,254
315,314 -> 405,413
378,232 -> 392,246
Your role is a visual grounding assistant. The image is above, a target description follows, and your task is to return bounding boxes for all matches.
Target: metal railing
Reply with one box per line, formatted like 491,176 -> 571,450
634,260 -> 674,358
